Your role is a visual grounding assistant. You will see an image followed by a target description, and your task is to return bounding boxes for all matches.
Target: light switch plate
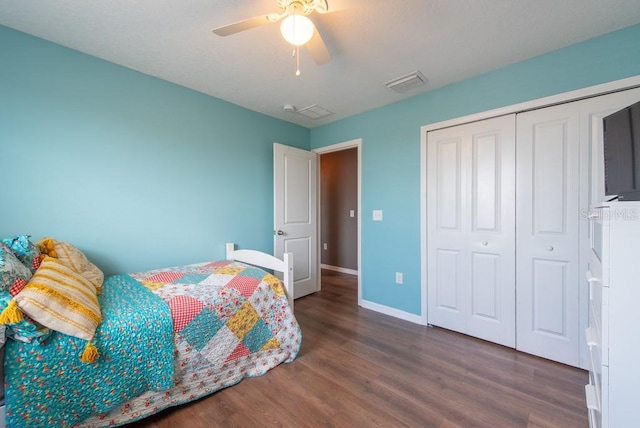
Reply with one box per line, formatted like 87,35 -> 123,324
373,210 -> 383,221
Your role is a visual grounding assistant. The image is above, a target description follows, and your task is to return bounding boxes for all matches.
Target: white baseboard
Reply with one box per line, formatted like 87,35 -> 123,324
320,264 -> 358,276
320,265 -> 424,326
360,299 -> 426,326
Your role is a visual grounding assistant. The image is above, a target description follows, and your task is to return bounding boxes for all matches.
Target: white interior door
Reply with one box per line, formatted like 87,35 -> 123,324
427,127 -> 467,333
274,143 -> 319,299
427,115 -> 516,347
516,103 -> 582,367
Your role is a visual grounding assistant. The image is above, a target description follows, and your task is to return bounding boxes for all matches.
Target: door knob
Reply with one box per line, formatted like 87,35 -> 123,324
481,241 -> 488,246
546,246 -> 554,251
275,230 -> 285,236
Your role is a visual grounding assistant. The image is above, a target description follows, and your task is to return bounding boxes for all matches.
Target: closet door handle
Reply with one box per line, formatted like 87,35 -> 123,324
546,246 -> 554,251
481,241 -> 488,246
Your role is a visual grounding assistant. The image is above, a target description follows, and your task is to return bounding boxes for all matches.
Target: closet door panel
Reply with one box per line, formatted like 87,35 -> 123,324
470,252 -> 500,319
434,249 -> 463,313
466,118 -> 516,347
531,258 -> 570,335
437,139 -> 463,230
428,135 -> 467,332
473,135 -> 499,231
533,121 -> 568,234
428,115 -> 515,347
516,104 -> 581,367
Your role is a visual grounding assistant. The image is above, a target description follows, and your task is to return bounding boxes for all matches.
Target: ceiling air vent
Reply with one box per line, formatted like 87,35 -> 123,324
384,71 -> 428,93
297,104 -> 333,119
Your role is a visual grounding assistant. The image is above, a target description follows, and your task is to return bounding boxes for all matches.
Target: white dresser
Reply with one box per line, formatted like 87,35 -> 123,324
586,202 -> 640,427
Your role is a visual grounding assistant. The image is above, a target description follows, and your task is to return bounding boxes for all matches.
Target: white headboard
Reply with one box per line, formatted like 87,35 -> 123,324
225,243 -> 294,309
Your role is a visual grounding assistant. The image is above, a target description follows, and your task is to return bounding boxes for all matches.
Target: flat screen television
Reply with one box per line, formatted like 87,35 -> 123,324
603,99 -> 640,201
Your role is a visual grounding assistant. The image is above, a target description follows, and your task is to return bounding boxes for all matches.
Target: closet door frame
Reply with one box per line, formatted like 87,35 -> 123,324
420,75 -> 640,321
421,77 -> 640,369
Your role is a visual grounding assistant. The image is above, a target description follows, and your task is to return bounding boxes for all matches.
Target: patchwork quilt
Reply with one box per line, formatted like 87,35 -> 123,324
79,260 -> 302,427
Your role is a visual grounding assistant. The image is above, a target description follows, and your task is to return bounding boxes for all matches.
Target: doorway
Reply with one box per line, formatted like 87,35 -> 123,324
314,139 -> 362,306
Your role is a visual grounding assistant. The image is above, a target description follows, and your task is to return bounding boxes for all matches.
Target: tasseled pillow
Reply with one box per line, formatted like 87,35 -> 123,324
0,256 -> 102,363
37,237 -> 104,293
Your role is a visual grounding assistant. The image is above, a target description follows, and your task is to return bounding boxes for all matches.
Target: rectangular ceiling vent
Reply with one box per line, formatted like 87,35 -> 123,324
297,104 -> 333,119
384,71 -> 428,93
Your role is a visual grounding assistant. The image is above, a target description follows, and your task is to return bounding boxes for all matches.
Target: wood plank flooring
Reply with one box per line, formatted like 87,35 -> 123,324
130,270 -> 588,427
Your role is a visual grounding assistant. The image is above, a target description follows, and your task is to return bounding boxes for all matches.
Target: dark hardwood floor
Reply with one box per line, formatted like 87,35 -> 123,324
130,270 -> 588,427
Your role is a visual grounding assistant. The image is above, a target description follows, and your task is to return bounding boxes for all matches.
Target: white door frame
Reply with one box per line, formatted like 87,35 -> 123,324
420,75 -> 640,325
313,139 -> 362,306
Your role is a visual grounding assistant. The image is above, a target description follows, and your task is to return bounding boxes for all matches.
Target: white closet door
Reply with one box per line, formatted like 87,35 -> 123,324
516,103 -> 581,366
428,115 -> 516,347
427,130 -> 467,333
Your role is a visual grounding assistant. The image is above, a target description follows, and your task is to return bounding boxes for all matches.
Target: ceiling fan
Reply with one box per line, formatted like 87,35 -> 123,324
212,0 -> 332,74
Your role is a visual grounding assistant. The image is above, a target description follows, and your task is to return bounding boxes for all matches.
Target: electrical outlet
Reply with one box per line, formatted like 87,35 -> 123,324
395,272 -> 403,284
323,243 -> 328,250
373,210 -> 383,221
350,210 -> 355,218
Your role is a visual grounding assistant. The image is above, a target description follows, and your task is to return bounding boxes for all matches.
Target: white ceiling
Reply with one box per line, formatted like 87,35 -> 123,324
2,0 -> 640,128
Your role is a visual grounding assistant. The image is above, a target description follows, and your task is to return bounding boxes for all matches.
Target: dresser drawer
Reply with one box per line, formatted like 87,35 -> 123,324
586,382 -> 599,412
601,364 -> 609,427
587,269 -> 602,338
586,382 -> 602,428
589,208 -> 609,287
588,406 -> 601,428
586,329 -> 602,406
601,287 -> 610,367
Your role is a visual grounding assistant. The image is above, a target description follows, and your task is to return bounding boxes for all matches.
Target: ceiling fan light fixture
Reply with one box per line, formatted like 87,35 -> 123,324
280,13 -> 314,46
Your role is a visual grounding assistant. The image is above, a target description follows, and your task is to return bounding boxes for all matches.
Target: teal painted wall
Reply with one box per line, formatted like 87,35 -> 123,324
310,24 -> 640,315
0,25 -> 309,275
3,22 -> 640,317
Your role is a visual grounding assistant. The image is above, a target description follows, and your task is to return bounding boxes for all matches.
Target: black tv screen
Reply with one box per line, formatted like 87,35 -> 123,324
603,99 -> 640,201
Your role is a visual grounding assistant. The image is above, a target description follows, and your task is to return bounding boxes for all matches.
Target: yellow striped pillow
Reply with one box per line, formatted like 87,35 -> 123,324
15,256 -> 101,341
36,238 -> 104,293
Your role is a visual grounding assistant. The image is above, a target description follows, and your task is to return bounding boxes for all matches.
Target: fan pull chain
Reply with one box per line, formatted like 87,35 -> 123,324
295,45 -> 301,76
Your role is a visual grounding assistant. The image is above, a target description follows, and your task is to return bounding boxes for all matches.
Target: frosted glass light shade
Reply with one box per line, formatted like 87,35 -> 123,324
280,14 -> 314,46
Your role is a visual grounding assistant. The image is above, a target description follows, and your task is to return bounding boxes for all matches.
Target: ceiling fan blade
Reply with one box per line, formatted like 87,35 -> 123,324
212,13 -> 281,37
305,27 -> 331,65
312,0 -> 329,14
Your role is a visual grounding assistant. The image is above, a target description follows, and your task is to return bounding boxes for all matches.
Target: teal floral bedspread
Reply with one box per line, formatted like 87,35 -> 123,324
4,274 -> 174,428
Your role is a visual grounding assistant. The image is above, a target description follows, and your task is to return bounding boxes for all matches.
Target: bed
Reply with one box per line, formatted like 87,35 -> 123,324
0,240 -> 301,427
